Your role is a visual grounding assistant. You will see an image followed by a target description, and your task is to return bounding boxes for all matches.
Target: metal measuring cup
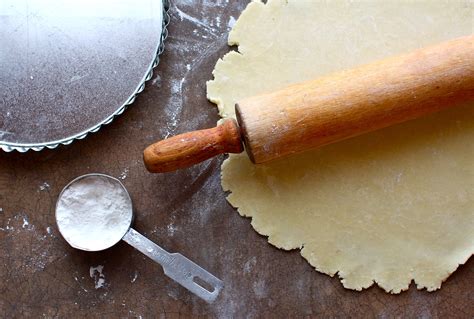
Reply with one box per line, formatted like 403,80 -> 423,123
55,174 -> 223,302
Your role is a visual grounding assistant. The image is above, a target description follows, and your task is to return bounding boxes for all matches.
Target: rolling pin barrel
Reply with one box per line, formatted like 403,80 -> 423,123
236,35 -> 474,163
144,35 -> 474,173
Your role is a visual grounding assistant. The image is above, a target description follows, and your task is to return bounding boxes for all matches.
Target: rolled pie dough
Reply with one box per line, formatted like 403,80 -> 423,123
207,0 -> 473,293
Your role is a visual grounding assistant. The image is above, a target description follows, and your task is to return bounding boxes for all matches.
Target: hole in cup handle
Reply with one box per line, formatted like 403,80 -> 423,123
193,275 -> 216,293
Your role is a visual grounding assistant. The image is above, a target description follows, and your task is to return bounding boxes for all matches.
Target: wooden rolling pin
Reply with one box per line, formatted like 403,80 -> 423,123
144,35 -> 474,173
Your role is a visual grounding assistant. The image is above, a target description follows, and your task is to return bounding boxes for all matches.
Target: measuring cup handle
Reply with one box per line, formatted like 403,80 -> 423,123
122,228 -> 223,303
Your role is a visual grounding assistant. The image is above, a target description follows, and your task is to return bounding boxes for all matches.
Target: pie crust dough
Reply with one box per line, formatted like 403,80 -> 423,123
207,0 -> 473,293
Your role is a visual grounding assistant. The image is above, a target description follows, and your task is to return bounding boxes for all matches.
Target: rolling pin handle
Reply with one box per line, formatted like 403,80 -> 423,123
143,119 -> 244,173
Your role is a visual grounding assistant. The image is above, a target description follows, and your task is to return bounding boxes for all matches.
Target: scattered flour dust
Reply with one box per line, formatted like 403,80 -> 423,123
90,265 -> 106,289
2,213 -> 32,232
39,182 -> 50,191
22,216 -> 29,228
0,212 -> 58,272
174,5 -> 217,37
243,256 -> 257,274
253,279 -> 267,299
55,175 -> 132,251
166,223 -> 178,236
227,16 -> 236,29
119,168 -> 129,180
151,74 -> 161,87
131,270 -> 139,283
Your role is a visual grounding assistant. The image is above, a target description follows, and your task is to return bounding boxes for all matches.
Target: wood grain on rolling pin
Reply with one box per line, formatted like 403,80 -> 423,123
236,35 -> 474,164
144,119 -> 243,173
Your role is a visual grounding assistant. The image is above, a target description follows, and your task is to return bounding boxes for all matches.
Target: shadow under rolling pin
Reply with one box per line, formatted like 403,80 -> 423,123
143,35 -> 474,173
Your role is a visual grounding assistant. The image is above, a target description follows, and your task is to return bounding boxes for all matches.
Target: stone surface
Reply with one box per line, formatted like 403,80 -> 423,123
0,1 -> 472,317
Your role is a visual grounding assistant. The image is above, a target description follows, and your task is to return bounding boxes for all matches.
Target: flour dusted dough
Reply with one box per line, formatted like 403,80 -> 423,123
207,0 -> 474,293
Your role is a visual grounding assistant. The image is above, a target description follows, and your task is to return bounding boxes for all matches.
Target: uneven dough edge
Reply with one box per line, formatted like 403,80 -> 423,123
220,151 -> 473,294
207,0 -> 474,293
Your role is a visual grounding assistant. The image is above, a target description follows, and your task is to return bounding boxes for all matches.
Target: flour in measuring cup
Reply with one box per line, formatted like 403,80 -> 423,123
56,175 -> 132,251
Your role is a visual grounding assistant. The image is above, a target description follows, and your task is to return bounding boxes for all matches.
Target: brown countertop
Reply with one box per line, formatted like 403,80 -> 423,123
1,1 -> 472,317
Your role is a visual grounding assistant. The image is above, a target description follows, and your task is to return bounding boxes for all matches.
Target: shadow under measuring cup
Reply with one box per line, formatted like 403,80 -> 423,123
55,173 -> 223,302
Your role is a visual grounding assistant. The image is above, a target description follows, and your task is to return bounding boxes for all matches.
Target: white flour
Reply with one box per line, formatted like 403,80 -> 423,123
39,182 -> 50,191
56,175 -> 132,251
90,265 -> 106,289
